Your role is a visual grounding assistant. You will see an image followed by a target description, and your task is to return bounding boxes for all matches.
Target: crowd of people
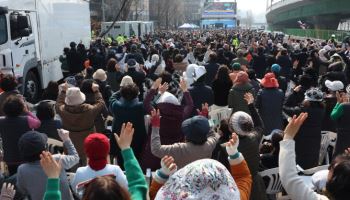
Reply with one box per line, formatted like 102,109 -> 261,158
0,29 -> 350,200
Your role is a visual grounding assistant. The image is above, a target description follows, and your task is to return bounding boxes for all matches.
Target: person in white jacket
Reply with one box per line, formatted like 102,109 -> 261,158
279,113 -> 350,200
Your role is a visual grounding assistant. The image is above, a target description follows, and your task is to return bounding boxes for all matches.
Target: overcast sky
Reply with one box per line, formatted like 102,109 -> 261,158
236,0 -> 267,23
236,0 -> 267,13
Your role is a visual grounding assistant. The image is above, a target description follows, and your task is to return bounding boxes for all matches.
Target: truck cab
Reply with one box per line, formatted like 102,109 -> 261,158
0,7 -> 40,102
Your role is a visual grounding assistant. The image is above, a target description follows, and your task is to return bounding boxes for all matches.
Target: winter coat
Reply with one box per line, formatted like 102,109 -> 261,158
67,49 -> 84,74
228,83 -> 255,115
140,89 -> 193,171
106,71 -> 123,92
252,54 -> 268,79
109,93 -> 147,168
334,103 -> 350,156
56,91 -> 105,164
276,55 -> 292,78
212,79 -> 232,107
36,119 -> 62,141
256,88 -> 285,135
189,82 -> 214,116
204,62 -> 220,86
283,105 -> 325,169
212,104 -> 268,200
0,113 -> 41,165
84,93 -> 109,133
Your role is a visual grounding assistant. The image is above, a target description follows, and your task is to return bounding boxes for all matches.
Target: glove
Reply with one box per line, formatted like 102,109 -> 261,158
58,129 -> 70,142
226,135 -> 239,157
197,109 -> 209,118
156,156 -> 177,181
151,111 -> 161,128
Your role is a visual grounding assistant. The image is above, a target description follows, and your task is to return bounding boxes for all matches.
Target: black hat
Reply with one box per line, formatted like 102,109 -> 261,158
127,59 -> 137,68
182,116 -> 210,145
18,131 -> 48,162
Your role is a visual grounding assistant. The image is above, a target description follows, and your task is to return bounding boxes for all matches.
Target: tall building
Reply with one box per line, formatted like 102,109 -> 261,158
183,0 -> 205,25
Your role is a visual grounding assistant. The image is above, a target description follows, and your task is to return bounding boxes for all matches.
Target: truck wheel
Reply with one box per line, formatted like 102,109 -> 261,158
24,71 -> 40,103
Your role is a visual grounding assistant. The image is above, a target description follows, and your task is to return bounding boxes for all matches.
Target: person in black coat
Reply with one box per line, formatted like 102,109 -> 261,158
67,42 -> 84,75
124,59 -> 146,100
88,47 -> 105,71
271,64 -> 288,93
109,83 -> 147,168
35,101 -> 61,141
212,66 -> 232,107
284,74 -> 313,107
204,53 -> 220,86
251,47 -> 268,79
276,49 -> 293,78
283,88 -> 325,169
256,73 -> 285,136
125,44 -> 145,65
216,48 -> 230,66
188,66 -> 214,116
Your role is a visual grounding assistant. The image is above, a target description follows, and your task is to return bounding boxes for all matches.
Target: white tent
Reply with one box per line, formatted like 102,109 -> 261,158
179,23 -> 193,29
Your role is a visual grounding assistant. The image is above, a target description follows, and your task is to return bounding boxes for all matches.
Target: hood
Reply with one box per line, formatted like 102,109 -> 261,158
233,83 -> 253,91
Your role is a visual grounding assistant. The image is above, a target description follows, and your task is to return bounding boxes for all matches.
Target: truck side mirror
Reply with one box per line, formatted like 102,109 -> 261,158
17,16 -> 29,30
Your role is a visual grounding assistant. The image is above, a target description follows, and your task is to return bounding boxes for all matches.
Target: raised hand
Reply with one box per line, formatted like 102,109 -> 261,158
151,109 -> 161,128
226,133 -> 239,156
114,122 -> 134,150
244,93 -> 254,105
159,155 -> 177,176
91,83 -> 99,92
179,78 -> 188,92
283,112 -> 308,140
159,82 -> 169,94
40,151 -> 62,179
197,103 -> 209,118
57,129 -> 70,142
0,183 -> 16,200
152,78 -> 162,90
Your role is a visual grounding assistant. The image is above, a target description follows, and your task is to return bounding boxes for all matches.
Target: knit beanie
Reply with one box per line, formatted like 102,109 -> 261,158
84,133 -> 110,171
305,88 -> 324,102
18,131 -> 48,162
182,116 -> 210,145
231,62 -> 241,71
229,111 -> 254,136
271,64 -> 281,73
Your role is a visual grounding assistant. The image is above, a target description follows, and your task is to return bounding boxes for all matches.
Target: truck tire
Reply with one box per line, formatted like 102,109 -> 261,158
24,71 -> 40,103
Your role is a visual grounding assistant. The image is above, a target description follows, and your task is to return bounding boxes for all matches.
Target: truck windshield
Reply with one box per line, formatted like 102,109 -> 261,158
0,15 -> 7,45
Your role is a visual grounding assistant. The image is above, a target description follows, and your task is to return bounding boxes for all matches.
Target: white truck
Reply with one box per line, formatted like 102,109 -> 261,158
102,21 -> 154,39
0,0 -> 91,102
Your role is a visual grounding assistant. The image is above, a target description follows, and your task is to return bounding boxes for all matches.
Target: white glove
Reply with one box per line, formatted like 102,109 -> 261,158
57,129 -> 70,142
226,134 -> 239,156
159,158 -> 177,176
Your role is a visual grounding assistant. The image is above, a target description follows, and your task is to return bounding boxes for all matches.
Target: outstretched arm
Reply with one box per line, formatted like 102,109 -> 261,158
279,113 -> 326,200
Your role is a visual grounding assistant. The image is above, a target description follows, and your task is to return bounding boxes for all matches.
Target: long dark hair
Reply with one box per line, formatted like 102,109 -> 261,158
326,160 -> 350,200
82,176 -> 130,200
215,65 -> 231,84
